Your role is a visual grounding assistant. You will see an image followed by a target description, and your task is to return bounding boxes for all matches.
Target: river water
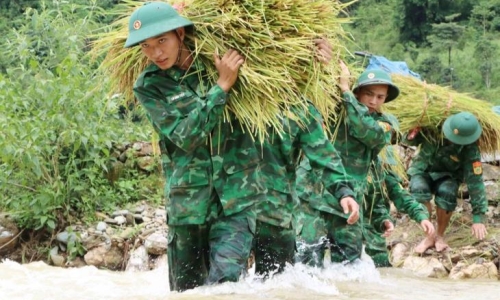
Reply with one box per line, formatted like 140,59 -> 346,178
1,257 -> 498,300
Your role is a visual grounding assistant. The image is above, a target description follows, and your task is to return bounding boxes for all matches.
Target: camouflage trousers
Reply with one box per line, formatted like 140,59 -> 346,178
167,207 -> 255,291
295,201 -> 328,267
327,211 -> 364,264
409,174 -> 459,212
363,221 -> 390,267
295,199 -> 364,266
253,221 -> 296,278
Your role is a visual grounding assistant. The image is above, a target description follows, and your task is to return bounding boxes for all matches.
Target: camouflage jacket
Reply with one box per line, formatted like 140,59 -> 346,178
258,104 -> 356,228
331,91 -> 394,196
365,160 -> 429,232
133,60 -> 265,225
407,140 -> 487,223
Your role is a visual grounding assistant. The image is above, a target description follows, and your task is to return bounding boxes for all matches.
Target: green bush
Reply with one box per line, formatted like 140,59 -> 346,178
0,4 -> 161,231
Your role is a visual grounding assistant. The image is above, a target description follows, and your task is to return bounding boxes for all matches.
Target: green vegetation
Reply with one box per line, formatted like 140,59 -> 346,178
343,0 -> 500,104
0,1 -> 161,232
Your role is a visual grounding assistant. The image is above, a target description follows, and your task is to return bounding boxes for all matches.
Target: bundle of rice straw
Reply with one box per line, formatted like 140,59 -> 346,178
383,74 -> 500,154
90,0 -> 353,141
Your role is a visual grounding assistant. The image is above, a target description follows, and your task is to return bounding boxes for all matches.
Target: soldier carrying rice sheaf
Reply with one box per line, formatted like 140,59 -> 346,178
124,2 -> 265,291
407,112 -> 488,253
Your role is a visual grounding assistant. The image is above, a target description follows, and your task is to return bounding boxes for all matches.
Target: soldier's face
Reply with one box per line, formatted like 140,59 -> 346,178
355,85 -> 388,113
139,29 -> 183,70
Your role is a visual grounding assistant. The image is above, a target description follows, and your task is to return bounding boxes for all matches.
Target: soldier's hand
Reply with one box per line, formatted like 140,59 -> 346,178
314,38 -> 332,65
471,223 -> 487,240
340,196 -> 359,224
338,60 -> 351,93
382,220 -> 394,237
214,48 -> 245,93
420,220 -> 435,236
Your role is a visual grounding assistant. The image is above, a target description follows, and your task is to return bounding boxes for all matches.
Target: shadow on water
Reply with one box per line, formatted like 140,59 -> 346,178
0,257 -> 498,300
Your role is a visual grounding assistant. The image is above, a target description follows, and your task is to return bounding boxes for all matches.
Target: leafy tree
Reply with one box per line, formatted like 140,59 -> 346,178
427,15 -> 466,87
416,55 -> 444,84
395,0 -> 473,45
474,37 -> 498,88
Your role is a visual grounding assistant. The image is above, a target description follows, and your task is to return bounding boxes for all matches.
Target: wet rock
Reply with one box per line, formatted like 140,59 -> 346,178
96,222 -> 107,232
134,205 -> 146,214
104,218 -> 118,225
144,232 -> 168,255
112,210 -> 130,217
0,218 -> 19,255
56,231 -> 78,245
449,261 -> 498,280
402,256 -> 448,278
114,216 -> 127,225
50,246 -> 65,267
84,244 -> 124,270
390,243 -> 408,266
126,246 -> 149,272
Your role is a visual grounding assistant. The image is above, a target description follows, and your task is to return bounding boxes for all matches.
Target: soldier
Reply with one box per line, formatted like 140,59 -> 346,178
125,2 -> 265,291
254,102 -> 359,278
295,62 -> 400,265
363,145 -> 434,267
408,112 -> 488,253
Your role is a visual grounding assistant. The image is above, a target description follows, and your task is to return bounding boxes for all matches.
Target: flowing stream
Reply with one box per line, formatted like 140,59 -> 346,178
0,257 -> 498,300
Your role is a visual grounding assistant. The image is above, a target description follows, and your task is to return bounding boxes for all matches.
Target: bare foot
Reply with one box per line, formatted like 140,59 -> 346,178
414,235 -> 435,254
434,236 -> 450,252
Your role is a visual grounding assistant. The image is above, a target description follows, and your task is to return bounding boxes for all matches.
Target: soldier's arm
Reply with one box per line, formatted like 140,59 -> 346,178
462,144 -> 488,224
297,105 -> 356,200
341,92 -> 393,149
133,83 -> 226,152
385,170 -> 429,223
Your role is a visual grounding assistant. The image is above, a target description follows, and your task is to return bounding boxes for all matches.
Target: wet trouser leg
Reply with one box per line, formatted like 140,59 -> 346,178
363,222 -> 390,267
167,224 -> 210,292
254,221 -> 296,278
434,178 -> 459,212
206,208 -> 256,285
295,204 -> 327,267
325,192 -> 364,264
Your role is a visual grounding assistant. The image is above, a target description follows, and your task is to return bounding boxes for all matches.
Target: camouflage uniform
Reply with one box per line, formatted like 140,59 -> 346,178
364,159 -> 429,267
255,104 -> 355,277
326,91 -> 394,263
294,157 -> 329,267
294,92 -> 394,266
408,139 -> 488,224
134,60 -> 266,291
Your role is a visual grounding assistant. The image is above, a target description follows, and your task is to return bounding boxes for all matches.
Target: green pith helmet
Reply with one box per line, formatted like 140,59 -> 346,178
352,69 -> 400,102
442,112 -> 482,145
124,2 -> 193,48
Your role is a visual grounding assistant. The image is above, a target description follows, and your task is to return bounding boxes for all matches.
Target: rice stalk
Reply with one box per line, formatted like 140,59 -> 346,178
88,0 -> 354,140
